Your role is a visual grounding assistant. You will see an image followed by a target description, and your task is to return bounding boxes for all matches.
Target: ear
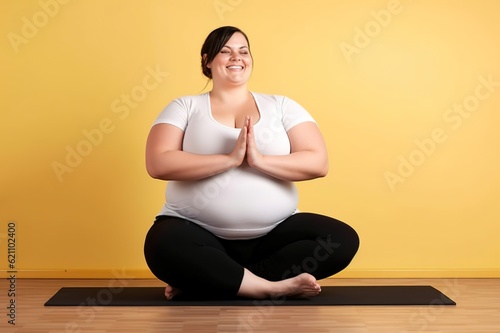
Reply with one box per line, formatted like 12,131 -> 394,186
203,54 -> 211,68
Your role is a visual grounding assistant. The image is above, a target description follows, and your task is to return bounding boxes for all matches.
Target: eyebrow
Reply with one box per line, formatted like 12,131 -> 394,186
221,45 -> 249,49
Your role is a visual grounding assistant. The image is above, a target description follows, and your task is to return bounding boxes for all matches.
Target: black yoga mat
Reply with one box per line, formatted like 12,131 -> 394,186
45,286 -> 456,306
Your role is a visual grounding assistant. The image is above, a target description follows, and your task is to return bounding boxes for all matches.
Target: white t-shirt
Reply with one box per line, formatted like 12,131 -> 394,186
153,92 -> 316,239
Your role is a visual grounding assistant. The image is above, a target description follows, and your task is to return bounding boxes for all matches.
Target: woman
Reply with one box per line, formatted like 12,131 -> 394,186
144,26 -> 359,300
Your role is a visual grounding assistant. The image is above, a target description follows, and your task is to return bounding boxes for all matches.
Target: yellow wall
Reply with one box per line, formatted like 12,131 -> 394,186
1,0 -> 499,279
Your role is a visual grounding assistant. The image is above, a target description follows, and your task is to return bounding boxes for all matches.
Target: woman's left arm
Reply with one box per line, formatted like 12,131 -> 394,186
246,120 -> 329,181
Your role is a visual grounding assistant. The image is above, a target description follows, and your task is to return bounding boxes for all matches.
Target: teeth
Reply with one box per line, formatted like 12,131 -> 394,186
227,66 -> 243,69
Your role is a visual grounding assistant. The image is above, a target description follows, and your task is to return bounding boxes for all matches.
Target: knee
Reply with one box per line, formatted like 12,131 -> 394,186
342,222 -> 360,259
323,222 -> 360,267
348,224 -> 360,253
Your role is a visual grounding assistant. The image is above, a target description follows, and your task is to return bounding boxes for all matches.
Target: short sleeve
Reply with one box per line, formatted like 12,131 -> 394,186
152,97 -> 189,130
279,96 -> 316,131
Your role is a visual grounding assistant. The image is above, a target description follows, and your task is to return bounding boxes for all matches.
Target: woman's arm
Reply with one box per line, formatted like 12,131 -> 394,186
246,120 -> 329,182
145,123 -> 247,181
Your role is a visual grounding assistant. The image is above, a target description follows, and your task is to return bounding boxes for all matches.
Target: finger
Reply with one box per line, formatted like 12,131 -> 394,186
241,116 -> 247,133
240,122 -> 248,145
246,122 -> 255,150
248,116 -> 254,136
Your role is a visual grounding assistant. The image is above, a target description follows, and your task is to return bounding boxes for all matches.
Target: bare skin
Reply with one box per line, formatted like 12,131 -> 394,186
164,285 -> 182,300
164,269 -> 321,300
238,269 -> 321,299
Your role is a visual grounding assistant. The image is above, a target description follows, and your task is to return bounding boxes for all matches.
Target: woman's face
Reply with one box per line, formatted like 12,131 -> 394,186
207,32 -> 252,86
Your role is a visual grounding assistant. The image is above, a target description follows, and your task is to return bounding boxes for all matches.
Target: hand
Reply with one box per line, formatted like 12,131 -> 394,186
245,116 -> 264,169
229,116 -> 249,167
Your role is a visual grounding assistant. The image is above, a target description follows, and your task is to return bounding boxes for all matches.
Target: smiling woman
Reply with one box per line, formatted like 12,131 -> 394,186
143,26 -> 360,301
205,30 -> 257,129
201,26 -> 252,79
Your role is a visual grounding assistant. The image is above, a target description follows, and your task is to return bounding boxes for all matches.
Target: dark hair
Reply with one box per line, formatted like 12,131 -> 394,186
200,26 -> 251,79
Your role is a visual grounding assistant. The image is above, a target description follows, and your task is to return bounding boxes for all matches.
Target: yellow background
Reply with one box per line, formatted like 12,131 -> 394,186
1,0 -> 499,278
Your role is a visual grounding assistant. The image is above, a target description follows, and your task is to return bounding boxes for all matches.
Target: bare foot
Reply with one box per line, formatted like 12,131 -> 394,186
164,285 -> 182,300
272,273 -> 321,299
238,269 -> 322,299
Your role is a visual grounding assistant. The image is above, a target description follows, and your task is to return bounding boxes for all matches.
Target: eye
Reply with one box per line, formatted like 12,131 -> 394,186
220,50 -> 230,54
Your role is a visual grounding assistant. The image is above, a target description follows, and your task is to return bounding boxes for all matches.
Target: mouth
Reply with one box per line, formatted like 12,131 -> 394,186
226,65 -> 244,71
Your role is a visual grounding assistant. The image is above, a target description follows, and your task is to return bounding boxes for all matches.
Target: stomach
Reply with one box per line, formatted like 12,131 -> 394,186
163,166 -> 298,239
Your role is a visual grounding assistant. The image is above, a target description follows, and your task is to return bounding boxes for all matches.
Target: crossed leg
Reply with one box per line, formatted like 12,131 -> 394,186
145,214 -> 359,300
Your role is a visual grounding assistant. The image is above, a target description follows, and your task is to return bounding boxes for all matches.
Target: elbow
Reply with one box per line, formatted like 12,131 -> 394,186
316,165 -> 329,178
315,159 -> 329,178
147,170 -> 162,180
305,161 -> 328,180
146,161 -> 167,180
302,168 -> 327,181
146,167 -> 162,180
312,151 -> 329,178
300,155 -> 328,180
318,168 -> 328,178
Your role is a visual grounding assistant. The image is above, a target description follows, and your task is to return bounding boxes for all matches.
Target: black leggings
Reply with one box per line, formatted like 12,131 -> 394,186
144,213 -> 359,298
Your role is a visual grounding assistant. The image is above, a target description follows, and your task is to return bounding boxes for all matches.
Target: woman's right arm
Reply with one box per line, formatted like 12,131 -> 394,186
145,123 -> 247,181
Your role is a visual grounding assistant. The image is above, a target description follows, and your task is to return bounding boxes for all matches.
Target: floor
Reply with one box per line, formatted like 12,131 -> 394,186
2,278 -> 500,332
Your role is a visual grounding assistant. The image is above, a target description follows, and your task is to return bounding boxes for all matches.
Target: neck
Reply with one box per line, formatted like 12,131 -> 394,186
210,84 -> 250,102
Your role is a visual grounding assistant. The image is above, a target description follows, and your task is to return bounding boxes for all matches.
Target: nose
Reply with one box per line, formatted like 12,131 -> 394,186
230,53 -> 241,61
